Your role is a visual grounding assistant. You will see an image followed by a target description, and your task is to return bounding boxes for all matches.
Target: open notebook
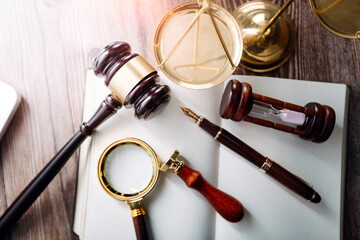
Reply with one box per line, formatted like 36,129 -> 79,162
73,71 -> 349,240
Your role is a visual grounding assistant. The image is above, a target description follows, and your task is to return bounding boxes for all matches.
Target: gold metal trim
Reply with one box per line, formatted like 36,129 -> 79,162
214,128 -> 223,140
108,56 -> 155,103
196,116 -> 204,126
153,1 -> 243,90
259,158 -> 273,173
97,138 -> 160,202
197,0 -> 210,5
158,0 -> 236,69
309,192 -> 317,202
131,208 -> 146,217
208,7 -> 236,69
233,0 -> 296,72
158,3 -> 209,67
160,150 -> 185,174
260,0 -> 295,35
309,0 -> 360,38
295,175 -> 314,188
172,161 -> 184,174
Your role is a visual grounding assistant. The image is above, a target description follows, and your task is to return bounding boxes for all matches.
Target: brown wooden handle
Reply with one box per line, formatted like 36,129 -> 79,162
0,95 -> 122,235
177,165 -> 244,222
132,214 -> 149,240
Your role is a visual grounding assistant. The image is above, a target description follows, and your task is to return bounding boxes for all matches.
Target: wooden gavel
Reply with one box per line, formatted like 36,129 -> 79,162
220,79 -> 335,143
0,41 -> 171,234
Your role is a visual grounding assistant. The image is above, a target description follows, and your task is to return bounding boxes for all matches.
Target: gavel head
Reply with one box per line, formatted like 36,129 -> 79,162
93,41 -> 171,119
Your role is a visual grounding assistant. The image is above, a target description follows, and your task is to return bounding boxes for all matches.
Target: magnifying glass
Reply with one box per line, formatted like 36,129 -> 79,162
98,138 -> 245,239
98,138 -> 159,240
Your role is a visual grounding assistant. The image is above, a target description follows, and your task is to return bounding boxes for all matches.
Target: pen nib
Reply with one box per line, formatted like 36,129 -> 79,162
179,106 -> 200,123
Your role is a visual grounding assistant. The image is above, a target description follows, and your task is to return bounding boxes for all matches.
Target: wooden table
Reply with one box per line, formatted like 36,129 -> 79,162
0,0 -> 359,239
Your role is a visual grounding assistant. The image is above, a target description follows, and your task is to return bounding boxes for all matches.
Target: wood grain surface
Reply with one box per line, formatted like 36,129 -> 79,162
0,0 -> 359,239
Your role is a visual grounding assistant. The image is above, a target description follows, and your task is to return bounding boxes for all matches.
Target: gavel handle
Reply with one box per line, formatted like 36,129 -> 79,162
0,94 -> 122,235
177,165 -> 244,222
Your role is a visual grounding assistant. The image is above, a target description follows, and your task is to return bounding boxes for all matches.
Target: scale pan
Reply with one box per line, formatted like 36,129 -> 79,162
310,0 -> 360,38
154,1 -> 242,89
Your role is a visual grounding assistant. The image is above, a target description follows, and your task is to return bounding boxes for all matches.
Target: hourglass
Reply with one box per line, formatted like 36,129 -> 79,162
220,79 -> 336,143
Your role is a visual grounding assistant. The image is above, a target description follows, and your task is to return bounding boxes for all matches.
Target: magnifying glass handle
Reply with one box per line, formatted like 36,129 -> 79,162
133,215 -> 149,240
0,95 -> 122,235
177,165 -> 244,222
129,201 -> 150,240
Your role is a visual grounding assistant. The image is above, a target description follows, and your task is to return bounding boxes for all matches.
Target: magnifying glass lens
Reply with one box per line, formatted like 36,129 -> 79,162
104,144 -> 153,194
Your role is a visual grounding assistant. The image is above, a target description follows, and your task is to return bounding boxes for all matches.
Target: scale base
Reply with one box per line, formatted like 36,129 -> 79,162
233,0 -> 296,72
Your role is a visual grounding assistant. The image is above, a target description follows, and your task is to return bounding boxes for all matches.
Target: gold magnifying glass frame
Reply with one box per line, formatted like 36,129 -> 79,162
98,138 -> 159,217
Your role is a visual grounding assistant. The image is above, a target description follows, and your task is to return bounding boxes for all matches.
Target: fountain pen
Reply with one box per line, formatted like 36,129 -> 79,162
180,107 -> 321,203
